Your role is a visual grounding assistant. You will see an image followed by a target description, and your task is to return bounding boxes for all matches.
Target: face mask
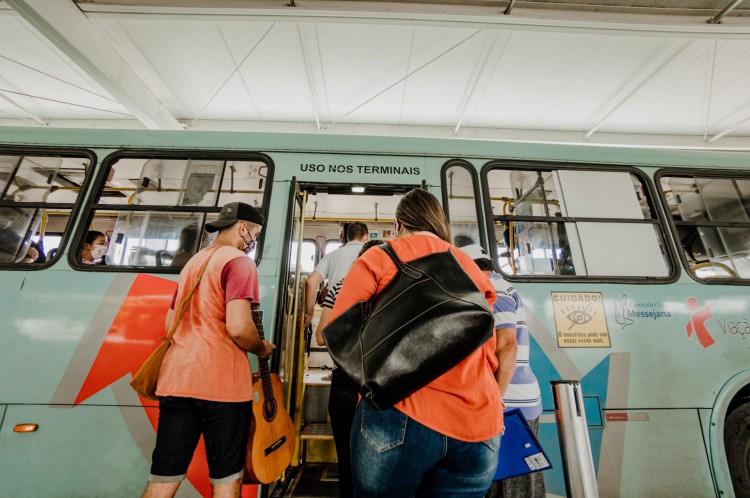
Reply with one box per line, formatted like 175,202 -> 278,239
91,245 -> 107,260
240,227 -> 256,254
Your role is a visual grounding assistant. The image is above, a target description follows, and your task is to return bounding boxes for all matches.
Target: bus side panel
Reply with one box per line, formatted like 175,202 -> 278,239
0,404 -> 157,496
0,269 -> 123,404
616,409 -> 713,497
537,410 -> 713,497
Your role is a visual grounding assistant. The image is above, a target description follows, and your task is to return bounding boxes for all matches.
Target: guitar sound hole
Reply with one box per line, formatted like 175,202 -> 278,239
263,398 -> 277,421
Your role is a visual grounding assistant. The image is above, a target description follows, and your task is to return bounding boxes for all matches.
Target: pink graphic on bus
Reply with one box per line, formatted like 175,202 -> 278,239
686,297 -> 715,348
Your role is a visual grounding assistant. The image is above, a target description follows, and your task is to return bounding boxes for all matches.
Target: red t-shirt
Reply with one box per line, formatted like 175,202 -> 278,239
170,256 -> 259,308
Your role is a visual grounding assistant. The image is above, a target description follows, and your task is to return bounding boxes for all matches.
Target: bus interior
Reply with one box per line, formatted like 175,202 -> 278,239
276,182 -> 416,497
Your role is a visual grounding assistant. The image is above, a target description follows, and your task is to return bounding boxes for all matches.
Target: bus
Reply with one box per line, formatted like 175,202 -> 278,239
0,126 -> 748,498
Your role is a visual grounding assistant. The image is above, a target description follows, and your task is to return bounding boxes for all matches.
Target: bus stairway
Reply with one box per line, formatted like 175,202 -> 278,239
273,423 -> 339,497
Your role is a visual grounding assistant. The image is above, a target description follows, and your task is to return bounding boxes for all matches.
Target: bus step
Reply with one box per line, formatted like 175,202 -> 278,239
300,423 -> 333,440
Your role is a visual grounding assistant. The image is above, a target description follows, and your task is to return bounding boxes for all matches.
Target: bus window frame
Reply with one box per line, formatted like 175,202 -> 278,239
0,147 -> 98,272
70,149 -> 274,273
440,159 -> 488,251
480,159 -> 679,284
655,167 -> 750,286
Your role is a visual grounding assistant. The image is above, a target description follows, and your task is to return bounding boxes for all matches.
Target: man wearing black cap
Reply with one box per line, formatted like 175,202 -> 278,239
142,202 -> 274,498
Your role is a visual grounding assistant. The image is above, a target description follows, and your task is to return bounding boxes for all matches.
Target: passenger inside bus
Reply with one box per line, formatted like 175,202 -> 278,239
20,241 -> 44,264
0,207 -> 27,263
454,234 -> 475,247
80,231 -> 108,265
170,224 -> 199,267
554,213 -> 575,275
303,221 -> 369,329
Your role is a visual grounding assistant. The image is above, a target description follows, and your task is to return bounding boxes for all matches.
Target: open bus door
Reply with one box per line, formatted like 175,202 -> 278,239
277,178 -> 307,428
273,181 -> 419,497
271,178 -> 309,496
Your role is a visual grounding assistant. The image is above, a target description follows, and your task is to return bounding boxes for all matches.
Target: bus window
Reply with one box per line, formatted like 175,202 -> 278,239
483,164 -> 673,280
0,151 -> 92,268
442,161 -> 483,248
76,154 -> 272,270
659,172 -> 750,281
324,239 -> 342,255
290,239 -> 317,275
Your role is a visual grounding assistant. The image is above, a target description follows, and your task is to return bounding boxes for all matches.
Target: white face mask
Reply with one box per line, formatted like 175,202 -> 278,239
91,245 -> 107,260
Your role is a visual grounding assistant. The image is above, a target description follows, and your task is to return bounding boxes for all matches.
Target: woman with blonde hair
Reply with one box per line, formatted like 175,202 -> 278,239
328,188 -> 503,497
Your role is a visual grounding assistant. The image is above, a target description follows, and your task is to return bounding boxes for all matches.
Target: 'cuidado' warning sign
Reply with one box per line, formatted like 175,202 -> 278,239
551,292 -> 610,348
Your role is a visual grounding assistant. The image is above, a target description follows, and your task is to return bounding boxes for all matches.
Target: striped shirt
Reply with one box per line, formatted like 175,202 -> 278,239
322,279 -> 344,309
489,272 -> 543,421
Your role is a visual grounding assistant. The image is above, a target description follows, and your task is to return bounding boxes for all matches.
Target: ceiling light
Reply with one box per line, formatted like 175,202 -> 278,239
352,186 -> 365,193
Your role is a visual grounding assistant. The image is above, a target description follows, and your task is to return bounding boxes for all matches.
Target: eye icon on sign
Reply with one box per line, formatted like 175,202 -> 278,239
566,305 -> 593,329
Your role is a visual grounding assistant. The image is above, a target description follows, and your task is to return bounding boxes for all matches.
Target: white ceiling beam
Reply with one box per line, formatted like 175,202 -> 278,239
584,40 -> 695,139
187,22 -> 274,127
708,108 -> 750,143
79,4 -> 750,40
0,74 -> 47,125
297,23 -> 328,128
5,0 -> 182,130
326,29 -> 482,128
0,91 -> 47,126
454,30 -> 505,134
92,18 -> 191,118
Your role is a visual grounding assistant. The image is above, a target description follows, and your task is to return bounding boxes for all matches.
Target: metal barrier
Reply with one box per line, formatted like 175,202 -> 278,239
551,380 -> 599,498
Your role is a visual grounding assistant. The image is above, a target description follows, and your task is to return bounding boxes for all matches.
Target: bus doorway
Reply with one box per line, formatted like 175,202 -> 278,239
273,182 -> 417,498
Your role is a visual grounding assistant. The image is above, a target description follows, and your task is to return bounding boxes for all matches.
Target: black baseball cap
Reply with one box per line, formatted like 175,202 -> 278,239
205,202 -> 264,233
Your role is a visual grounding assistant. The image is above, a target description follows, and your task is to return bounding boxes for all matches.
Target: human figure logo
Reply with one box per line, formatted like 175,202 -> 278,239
615,294 -> 634,329
686,297 -> 715,348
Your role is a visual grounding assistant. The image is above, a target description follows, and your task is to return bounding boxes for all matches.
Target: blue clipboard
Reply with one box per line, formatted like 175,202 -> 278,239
493,408 -> 552,481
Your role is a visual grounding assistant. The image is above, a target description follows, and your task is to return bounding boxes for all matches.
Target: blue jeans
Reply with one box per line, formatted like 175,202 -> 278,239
350,400 -> 501,498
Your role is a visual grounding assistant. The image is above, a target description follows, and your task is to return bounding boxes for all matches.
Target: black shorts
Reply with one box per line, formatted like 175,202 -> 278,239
149,396 -> 253,484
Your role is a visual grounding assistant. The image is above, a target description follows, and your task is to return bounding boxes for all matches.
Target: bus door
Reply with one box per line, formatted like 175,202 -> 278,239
274,178 -> 306,435
273,182 -> 417,497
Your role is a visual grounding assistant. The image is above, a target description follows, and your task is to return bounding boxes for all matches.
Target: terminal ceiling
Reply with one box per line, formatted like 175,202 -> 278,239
0,0 -> 750,149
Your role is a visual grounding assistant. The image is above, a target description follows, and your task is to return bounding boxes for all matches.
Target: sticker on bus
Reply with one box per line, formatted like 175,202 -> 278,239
551,291 -> 611,348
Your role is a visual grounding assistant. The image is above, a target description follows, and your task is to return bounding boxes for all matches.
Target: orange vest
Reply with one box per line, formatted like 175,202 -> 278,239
157,245 -> 255,402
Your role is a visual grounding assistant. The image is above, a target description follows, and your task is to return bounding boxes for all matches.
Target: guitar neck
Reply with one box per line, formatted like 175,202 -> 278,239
251,303 -> 274,401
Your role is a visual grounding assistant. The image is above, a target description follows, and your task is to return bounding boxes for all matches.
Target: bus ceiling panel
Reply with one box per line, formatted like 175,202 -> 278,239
303,191 -> 403,221
300,183 -> 415,196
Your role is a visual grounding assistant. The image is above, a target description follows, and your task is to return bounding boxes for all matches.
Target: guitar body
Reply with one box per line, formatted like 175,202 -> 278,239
244,372 -> 296,484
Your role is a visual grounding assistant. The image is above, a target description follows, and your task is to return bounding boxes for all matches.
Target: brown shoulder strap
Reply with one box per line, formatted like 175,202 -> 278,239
165,247 -> 221,340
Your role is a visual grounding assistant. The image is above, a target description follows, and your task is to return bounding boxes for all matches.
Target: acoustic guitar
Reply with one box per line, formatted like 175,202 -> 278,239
244,303 -> 296,484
